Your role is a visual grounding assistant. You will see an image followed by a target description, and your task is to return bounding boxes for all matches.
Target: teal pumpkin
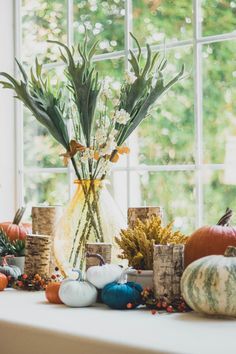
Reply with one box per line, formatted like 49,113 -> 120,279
101,269 -> 143,309
181,246 -> 236,317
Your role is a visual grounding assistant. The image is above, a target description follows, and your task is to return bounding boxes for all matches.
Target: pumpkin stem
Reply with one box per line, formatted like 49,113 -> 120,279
12,207 -> 26,225
86,252 -> 105,266
217,208 -> 233,226
72,268 -> 82,281
118,267 -> 133,284
224,246 -> 236,257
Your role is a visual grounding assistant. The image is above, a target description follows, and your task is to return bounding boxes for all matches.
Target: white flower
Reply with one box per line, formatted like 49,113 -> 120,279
101,76 -> 113,98
125,70 -> 137,84
81,148 -> 94,163
95,128 -> 107,144
99,137 -> 116,156
114,109 -> 131,125
98,158 -> 112,176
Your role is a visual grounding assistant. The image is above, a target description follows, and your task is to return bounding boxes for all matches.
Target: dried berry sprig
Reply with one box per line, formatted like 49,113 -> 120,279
13,273 -> 50,291
141,287 -> 191,314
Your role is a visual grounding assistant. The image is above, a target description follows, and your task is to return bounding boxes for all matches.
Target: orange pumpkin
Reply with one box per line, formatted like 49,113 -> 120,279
0,207 -> 31,241
0,273 -> 8,291
184,208 -> 236,268
46,282 -> 62,304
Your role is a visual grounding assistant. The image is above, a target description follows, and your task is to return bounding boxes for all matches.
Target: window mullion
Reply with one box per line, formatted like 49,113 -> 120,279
193,0 -> 204,227
125,0 -> 133,210
67,0 -> 74,200
14,0 -> 24,208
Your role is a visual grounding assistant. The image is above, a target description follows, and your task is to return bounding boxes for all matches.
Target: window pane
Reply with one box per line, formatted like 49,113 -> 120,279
24,109 -> 65,168
133,0 -> 192,47
22,0 -> 67,65
203,40 -> 236,163
130,46 -> 194,165
24,173 -> 69,206
108,171 -> 128,216
202,0 -> 236,37
129,171 -> 195,234
203,169 -> 236,225
73,0 -> 125,54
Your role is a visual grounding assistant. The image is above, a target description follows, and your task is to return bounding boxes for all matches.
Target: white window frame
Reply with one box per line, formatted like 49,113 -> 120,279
14,0 -> 236,227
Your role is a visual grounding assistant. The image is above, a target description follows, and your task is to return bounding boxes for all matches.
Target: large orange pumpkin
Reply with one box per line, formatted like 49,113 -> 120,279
0,207 -> 31,241
184,208 -> 236,268
45,282 -> 62,304
0,273 -> 8,291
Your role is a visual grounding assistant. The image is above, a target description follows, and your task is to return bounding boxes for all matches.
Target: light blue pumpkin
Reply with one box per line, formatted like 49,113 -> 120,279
59,269 -> 97,307
101,269 -> 143,309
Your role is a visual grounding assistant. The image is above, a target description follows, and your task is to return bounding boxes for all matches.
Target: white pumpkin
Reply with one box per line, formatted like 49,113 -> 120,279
86,252 -> 122,289
59,269 -> 97,307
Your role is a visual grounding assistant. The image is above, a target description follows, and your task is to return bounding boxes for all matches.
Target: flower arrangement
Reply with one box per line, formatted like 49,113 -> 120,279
0,34 -> 185,271
0,33 -> 184,180
115,216 -> 188,270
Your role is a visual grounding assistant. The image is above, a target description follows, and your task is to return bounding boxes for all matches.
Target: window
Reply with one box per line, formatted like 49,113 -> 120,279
16,0 -> 236,233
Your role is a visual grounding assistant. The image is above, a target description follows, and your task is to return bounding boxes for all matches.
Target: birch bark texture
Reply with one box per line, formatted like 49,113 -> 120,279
24,234 -> 51,277
153,244 -> 184,302
128,207 -> 163,228
32,206 -> 62,274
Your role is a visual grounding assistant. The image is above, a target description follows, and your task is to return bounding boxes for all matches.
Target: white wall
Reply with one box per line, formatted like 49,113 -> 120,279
0,0 -> 16,219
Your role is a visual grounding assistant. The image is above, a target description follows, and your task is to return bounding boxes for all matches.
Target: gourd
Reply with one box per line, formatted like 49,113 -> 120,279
0,207 -> 31,241
46,282 -> 63,304
102,268 -> 143,309
0,273 -> 8,291
0,256 -> 22,279
184,208 -> 236,268
181,246 -> 236,316
59,269 -> 97,307
86,252 -> 122,289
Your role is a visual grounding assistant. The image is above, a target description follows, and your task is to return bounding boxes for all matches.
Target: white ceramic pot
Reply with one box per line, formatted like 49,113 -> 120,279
127,269 -> 153,289
0,257 -> 25,274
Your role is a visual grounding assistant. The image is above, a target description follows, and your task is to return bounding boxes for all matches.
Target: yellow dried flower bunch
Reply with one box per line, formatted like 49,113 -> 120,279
115,216 -> 188,270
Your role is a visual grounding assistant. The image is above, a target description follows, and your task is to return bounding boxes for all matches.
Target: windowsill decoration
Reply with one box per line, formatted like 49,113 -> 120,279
115,215 -> 188,288
0,34 -> 184,275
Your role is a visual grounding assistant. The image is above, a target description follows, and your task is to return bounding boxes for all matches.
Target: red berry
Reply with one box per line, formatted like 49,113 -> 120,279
156,301 -> 162,308
167,305 -> 174,313
22,274 -> 28,279
126,303 -> 133,309
17,281 -> 23,287
162,301 -> 167,308
51,274 -> 56,280
151,310 -> 157,315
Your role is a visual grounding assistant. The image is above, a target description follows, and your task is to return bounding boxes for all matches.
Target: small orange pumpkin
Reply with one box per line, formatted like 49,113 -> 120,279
0,273 -> 8,291
46,282 -> 62,304
0,207 -> 32,241
184,208 -> 236,268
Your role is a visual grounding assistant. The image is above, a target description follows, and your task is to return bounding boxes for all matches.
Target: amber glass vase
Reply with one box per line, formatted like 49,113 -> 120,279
54,180 -> 126,275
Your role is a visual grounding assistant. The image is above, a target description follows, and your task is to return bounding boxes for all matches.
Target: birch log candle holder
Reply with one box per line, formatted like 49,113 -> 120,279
153,244 -> 184,303
128,207 -> 163,228
85,243 -> 112,270
24,234 -> 51,277
32,206 -> 62,274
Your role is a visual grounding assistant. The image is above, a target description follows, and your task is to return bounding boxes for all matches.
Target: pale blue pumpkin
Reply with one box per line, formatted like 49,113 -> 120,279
101,269 -> 143,309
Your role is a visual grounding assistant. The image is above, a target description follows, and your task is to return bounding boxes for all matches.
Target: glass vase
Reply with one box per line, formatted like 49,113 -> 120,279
54,180 -> 126,275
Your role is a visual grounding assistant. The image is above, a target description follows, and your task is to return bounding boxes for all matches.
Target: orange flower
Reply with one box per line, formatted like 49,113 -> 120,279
117,146 -> 130,155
